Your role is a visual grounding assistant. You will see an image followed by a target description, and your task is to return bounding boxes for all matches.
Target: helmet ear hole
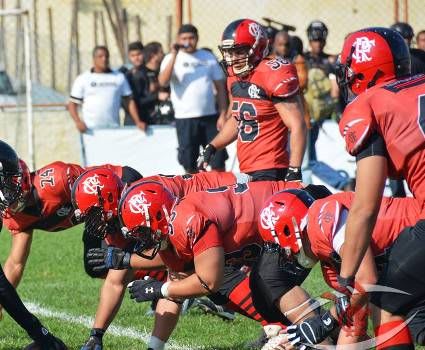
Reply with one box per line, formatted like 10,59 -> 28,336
283,225 -> 291,237
107,192 -> 113,203
357,73 -> 365,80
156,211 -> 162,221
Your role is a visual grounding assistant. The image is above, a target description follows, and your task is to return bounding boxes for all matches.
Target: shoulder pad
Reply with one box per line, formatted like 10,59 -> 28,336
339,101 -> 375,156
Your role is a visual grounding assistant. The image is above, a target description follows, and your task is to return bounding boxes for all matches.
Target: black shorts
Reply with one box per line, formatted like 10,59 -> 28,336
121,166 -> 143,184
249,244 -> 311,323
175,115 -> 228,172
208,265 -> 247,305
407,300 -> 425,345
370,220 -> 425,316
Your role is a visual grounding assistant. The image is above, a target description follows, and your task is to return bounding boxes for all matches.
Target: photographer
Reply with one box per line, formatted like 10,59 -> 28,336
158,24 -> 228,173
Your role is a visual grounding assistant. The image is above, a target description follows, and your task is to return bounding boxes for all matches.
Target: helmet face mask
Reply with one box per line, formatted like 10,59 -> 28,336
219,45 -> 252,77
118,181 -> 176,260
0,159 -> 31,215
72,168 -> 123,239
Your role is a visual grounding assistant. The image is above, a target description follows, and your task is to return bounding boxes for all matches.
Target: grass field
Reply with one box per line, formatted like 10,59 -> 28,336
0,225 -> 335,349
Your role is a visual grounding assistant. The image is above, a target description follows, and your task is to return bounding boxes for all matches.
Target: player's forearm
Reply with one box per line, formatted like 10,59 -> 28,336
288,121 -> 307,167
339,208 -> 378,279
129,253 -> 166,271
166,272 -> 219,299
210,117 -> 238,150
127,98 -> 141,125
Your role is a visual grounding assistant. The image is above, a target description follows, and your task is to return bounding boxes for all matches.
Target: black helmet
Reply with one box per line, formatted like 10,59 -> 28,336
0,140 -> 27,214
390,22 -> 414,41
307,21 -> 328,41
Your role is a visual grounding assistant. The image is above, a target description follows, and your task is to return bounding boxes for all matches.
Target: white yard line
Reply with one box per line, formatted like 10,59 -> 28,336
25,301 -> 201,350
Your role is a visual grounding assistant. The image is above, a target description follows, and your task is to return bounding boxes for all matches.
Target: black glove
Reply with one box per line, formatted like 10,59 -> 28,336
286,311 -> 338,346
128,278 -> 165,303
285,166 -> 302,182
25,331 -> 68,350
80,328 -> 105,350
86,247 -> 131,272
197,144 -> 216,170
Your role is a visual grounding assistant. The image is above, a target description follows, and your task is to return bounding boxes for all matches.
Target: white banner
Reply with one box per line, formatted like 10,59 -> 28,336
81,125 -> 238,176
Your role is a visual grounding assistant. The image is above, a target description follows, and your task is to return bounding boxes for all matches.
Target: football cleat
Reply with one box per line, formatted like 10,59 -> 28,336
195,298 -> 235,321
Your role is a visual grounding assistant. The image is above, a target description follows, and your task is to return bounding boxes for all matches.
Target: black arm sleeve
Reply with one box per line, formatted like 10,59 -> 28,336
355,132 -> 387,162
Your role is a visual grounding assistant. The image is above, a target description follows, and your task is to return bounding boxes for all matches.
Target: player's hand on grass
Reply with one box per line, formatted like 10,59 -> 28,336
86,247 -> 131,272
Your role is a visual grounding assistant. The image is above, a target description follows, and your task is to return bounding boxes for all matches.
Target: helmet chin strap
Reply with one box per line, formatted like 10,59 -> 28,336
292,216 -> 317,269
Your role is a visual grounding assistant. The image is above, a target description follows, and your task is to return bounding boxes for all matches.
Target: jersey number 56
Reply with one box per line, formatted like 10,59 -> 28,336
232,101 -> 259,142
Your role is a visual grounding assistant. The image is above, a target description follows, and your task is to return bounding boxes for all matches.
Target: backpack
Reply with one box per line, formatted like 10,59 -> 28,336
304,67 -> 336,122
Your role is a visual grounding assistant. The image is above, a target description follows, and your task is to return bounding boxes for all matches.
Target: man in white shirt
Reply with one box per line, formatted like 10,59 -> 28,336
68,46 -> 146,132
159,24 -> 228,173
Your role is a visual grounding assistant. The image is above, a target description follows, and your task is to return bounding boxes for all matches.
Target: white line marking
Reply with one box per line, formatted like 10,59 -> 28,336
25,301 -> 202,350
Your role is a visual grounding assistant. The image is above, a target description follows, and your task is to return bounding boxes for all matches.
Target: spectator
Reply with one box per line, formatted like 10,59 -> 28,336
122,41 -> 168,125
391,22 -> 425,74
143,42 -> 173,124
416,30 -> 425,51
273,31 -> 308,91
68,46 -> 145,132
304,21 -> 338,162
158,24 -> 228,173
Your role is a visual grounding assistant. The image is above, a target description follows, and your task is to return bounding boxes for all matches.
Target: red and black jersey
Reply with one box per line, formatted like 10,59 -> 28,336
168,181 -> 302,268
339,75 -> 425,206
3,161 -> 84,234
228,57 -> 299,173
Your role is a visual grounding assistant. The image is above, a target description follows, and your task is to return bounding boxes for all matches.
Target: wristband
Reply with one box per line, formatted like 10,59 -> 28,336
160,281 -> 171,298
123,252 -> 131,269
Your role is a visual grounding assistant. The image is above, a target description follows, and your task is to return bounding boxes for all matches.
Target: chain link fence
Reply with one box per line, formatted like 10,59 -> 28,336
0,0 -> 424,167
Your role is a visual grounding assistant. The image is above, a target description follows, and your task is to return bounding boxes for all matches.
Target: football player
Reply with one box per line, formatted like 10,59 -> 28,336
257,189 -> 425,348
75,169 -> 248,350
0,140 -> 67,349
116,181 -> 332,348
335,27 -> 425,349
198,19 -> 306,182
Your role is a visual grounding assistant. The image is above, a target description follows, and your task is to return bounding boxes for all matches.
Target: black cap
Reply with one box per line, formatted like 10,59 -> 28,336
178,24 -> 198,36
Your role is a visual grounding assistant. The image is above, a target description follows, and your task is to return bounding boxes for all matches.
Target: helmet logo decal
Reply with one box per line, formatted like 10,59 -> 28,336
128,191 -> 151,214
260,203 -> 279,230
83,175 -> 104,195
352,37 -> 375,63
248,22 -> 263,39
248,84 -> 261,99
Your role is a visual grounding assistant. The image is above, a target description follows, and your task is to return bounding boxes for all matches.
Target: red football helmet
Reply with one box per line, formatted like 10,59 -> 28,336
258,189 -> 316,268
118,181 -> 176,259
336,27 -> 410,102
72,168 -> 123,239
219,19 -> 269,77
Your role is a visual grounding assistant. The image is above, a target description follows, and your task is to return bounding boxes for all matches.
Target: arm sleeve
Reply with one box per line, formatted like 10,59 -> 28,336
269,64 -> 300,102
355,132 -> 387,161
192,222 -> 222,256
69,75 -> 85,104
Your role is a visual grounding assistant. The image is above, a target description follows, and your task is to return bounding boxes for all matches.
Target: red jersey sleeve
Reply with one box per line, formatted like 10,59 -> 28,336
169,203 -> 222,263
307,197 -> 347,261
339,97 -> 377,156
264,59 -> 300,99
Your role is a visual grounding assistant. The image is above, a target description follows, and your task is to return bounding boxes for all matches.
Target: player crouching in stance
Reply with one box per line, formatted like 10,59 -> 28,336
74,170 -> 246,350
0,140 -> 67,349
257,189 -> 425,349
